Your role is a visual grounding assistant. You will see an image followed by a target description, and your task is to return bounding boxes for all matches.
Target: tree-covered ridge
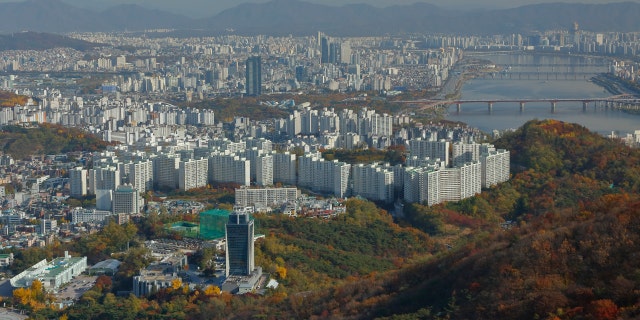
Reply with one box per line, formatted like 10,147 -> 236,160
262,119 -> 640,319
183,98 -> 289,122
321,145 -> 406,166
255,198 -> 434,292
0,123 -> 113,159
0,91 -> 29,107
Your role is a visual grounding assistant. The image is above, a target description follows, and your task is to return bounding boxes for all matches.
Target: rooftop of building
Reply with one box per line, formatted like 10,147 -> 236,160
10,254 -> 86,288
90,259 -> 121,271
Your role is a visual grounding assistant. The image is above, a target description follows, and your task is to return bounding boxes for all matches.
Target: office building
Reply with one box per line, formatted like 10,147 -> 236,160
40,219 -> 57,235
71,208 -> 113,224
96,189 -> 113,211
245,56 -> 261,96
321,36 -> 330,64
225,209 -> 255,277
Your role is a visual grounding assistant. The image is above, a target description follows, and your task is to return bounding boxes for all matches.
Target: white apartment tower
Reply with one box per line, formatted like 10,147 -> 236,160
352,164 -> 395,203
409,139 -> 450,166
403,167 -> 440,206
273,152 -> 297,186
481,149 -> 510,188
452,142 -> 495,168
126,160 -> 154,194
439,162 -> 481,202
154,153 -> 180,189
208,152 -> 250,186
88,166 -> 121,194
69,167 -> 87,197
255,154 -> 273,187
298,153 -> 350,198
178,158 -> 209,191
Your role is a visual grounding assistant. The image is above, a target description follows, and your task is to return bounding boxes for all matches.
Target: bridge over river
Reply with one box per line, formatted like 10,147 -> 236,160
482,71 -> 601,81
397,95 -> 640,113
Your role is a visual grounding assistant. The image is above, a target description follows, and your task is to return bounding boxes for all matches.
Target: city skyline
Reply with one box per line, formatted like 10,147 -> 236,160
0,0 -> 631,18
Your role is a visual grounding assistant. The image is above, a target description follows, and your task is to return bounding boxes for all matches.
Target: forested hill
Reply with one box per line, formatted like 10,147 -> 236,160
0,91 -> 29,107
0,124 -> 113,159
250,119 -> 640,319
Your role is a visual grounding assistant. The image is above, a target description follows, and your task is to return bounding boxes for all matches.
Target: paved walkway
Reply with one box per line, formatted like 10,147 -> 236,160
0,308 -> 27,320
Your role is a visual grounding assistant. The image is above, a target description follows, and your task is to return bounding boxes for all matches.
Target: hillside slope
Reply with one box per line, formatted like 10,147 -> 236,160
253,120 -> 640,319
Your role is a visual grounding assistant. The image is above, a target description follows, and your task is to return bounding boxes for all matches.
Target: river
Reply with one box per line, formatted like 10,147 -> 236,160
445,53 -> 640,136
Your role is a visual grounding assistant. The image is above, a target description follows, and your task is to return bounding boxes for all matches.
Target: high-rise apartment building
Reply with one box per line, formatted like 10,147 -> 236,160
178,158 -> 208,191
403,166 -> 440,206
125,160 -> 153,194
69,167 -> 87,198
208,152 -> 250,186
481,149 -> 510,188
452,142 -> 495,168
153,153 -> 180,189
255,154 -> 273,187
235,187 -> 300,207
273,152 -> 297,186
408,139 -> 450,166
245,56 -> 261,96
298,154 -> 350,198
352,164 -> 395,203
112,185 -> 143,215
403,162 -> 481,206
88,166 -> 121,194
225,210 -> 255,277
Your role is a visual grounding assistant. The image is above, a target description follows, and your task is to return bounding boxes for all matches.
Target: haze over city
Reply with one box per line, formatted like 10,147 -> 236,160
0,0 -> 631,17
1,0 -> 640,318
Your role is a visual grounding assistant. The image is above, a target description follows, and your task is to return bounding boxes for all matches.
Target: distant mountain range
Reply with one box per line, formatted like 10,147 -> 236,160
0,0 -> 639,36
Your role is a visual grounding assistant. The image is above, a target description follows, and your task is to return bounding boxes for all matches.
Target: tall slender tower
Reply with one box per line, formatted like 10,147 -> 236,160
225,210 -> 255,277
245,56 -> 262,96
321,36 -> 330,64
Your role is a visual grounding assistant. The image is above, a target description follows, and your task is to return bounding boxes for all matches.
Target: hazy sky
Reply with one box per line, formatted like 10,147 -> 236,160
10,0 -> 637,18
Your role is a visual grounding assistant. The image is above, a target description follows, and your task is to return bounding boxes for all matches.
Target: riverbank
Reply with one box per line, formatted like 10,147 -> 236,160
591,73 -> 640,96
437,57 -> 500,101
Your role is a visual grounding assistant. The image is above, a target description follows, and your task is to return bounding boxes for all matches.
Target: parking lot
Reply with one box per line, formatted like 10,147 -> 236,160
54,275 -> 98,302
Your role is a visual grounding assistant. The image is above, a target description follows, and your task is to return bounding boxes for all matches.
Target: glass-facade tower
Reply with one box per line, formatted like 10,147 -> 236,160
245,56 -> 261,96
225,211 -> 254,276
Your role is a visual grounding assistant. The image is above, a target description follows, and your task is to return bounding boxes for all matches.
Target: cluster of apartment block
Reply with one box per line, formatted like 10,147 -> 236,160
0,93 -> 215,136
276,106 -> 394,149
69,132 -> 508,208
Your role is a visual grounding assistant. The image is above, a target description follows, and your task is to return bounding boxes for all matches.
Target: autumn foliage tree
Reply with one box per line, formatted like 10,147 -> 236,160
13,280 -> 49,311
